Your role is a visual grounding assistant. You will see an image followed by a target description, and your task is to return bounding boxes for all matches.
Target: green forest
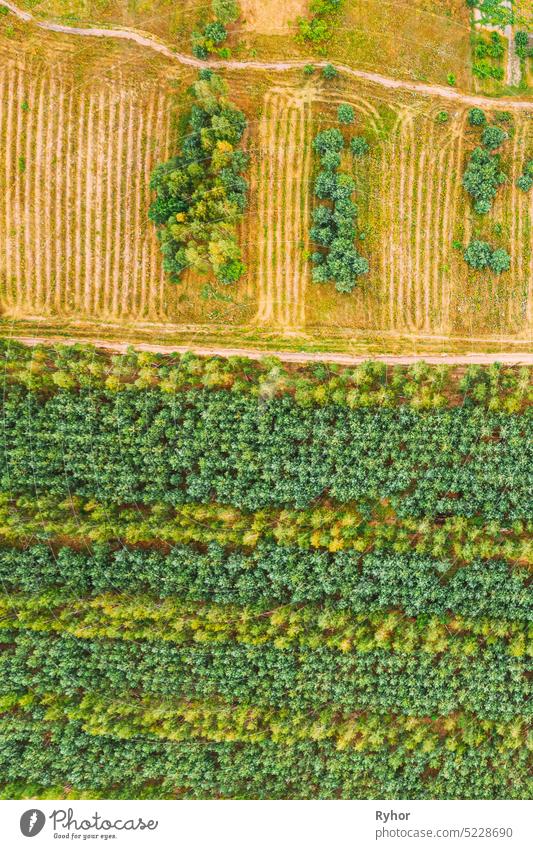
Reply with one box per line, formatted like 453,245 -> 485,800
0,342 -> 530,799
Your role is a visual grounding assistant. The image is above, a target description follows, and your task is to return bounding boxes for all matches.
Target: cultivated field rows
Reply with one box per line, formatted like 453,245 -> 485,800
0,48 -> 531,340
0,55 -> 176,323
251,84 -> 533,337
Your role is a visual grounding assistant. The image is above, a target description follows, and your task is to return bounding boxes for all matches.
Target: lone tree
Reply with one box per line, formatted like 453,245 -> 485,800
338,104 -> 355,124
350,136 -> 369,157
468,108 -> 486,126
463,239 -> 492,270
517,173 -> 533,192
463,239 -> 510,274
322,63 -> 338,80
489,247 -> 510,274
313,128 -> 345,156
482,125 -> 507,150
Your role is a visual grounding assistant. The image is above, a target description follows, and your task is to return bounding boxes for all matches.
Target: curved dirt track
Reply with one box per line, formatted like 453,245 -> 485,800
4,0 -> 533,111
11,336 -> 533,365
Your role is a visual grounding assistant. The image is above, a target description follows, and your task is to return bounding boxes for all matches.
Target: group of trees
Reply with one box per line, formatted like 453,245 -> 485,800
297,0 -> 343,45
309,127 -> 369,293
2,385 -> 530,519
472,32 -> 505,81
463,109 -> 508,215
0,343 -> 530,801
1,543 -> 528,621
0,490 -> 529,564
463,239 -> 510,274
191,0 -> 239,59
0,718 -> 529,798
2,341 -> 531,413
149,71 -> 248,286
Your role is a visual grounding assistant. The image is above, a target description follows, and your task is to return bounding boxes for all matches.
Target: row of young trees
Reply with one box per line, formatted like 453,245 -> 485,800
310,127 -> 369,293
1,343 -> 531,411
149,71 -> 248,285
1,542 -> 528,619
0,493 -> 529,564
0,717 -> 528,798
463,109 -> 508,215
2,388 -> 530,518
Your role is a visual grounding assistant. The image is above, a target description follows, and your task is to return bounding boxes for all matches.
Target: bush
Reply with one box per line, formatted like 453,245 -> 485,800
338,104 -> 355,124
212,0 -> 239,24
447,73 -> 456,86
437,111 -> 449,124
303,64 -> 315,76
204,21 -> 228,44
350,136 -> 369,157
463,239 -> 492,270
481,125 -> 507,151
517,173 -> 533,192
468,108 -> 486,127
320,151 -> 342,171
322,64 -> 338,80
489,248 -> 510,274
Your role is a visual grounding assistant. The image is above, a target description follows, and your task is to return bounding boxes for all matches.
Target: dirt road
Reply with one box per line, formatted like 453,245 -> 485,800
4,1 -> 533,110
10,336 -> 533,365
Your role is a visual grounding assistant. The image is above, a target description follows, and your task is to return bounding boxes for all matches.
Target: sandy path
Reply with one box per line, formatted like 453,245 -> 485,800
8,335 -> 533,364
4,1 -> 533,110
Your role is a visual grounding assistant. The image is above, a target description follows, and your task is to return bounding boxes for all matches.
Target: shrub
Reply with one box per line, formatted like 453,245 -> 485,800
204,21 -> 228,44
320,151 -> 342,171
322,64 -> 338,80
517,173 -> 533,192
468,108 -> 486,127
489,248 -> 510,274
297,16 -> 332,42
212,0 -> 239,24
338,104 -> 355,124
303,64 -> 315,76
437,111 -> 449,123
350,136 -> 369,157
463,239 -> 492,270
447,73 -> 456,86
191,33 -> 209,59
481,125 -> 507,151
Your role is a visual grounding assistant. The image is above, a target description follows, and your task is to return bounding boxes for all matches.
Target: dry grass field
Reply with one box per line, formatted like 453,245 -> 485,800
0,26 -> 189,322
18,0 -> 473,88
248,77 -> 533,340
0,13 -> 531,353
